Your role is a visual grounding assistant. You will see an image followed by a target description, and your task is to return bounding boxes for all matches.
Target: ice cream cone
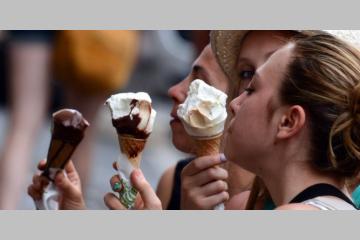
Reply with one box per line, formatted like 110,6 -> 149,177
106,92 -> 156,209
117,134 -> 146,168
43,109 -> 89,179
44,139 -> 77,175
192,133 -> 222,157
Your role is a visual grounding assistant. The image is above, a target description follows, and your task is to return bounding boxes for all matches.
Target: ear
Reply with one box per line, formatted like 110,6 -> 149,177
276,105 -> 306,140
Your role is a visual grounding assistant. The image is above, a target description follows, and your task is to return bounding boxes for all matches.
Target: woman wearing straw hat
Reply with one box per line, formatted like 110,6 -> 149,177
111,32 -> 360,210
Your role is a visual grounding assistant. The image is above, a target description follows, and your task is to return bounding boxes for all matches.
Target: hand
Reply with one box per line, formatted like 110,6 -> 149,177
27,159 -> 86,210
180,153 -> 229,209
104,162 -> 162,210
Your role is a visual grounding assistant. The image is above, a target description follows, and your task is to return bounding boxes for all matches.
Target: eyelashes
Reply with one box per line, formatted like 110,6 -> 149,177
244,87 -> 255,95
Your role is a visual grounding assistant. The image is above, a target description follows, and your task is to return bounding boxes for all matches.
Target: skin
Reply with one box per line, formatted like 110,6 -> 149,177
226,43 -> 346,209
167,45 -> 228,153
28,160 -> 86,210
180,31 -> 300,210
156,44 -> 232,209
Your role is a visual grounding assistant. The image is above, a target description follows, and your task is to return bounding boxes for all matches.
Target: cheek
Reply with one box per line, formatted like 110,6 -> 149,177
224,115 -> 244,156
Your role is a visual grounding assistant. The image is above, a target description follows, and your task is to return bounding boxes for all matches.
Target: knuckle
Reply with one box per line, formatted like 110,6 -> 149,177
193,159 -> 203,170
207,168 -> 217,179
223,181 -> 228,190
222,169 -> 229,179
215,180 -> 225,190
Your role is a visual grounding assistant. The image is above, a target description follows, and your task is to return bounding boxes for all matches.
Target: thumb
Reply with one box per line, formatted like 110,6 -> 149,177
54,170 -> 79,198
130,169 -> 162,210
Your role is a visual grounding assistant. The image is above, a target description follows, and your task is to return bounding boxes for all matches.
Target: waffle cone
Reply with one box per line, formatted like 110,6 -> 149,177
192,133 -> 222,157
117,135 -> 146,168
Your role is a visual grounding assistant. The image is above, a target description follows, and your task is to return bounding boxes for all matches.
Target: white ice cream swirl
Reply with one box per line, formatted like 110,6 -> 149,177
105,92 -> 157,135
177,79 -> 228,137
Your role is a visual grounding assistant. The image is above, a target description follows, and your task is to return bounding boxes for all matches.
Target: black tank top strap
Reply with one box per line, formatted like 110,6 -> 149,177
289,183 -> 357,209
166,158 -> 194,210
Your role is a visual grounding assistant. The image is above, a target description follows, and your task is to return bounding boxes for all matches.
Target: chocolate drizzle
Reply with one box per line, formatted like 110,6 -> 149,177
111,99 -> 151,139
112,115 -> 149,139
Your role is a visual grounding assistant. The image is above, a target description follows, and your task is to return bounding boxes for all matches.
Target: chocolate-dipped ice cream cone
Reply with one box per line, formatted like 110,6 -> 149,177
106,92 -> 156,208
43,109 -> 89,179
35,109 -> 89,210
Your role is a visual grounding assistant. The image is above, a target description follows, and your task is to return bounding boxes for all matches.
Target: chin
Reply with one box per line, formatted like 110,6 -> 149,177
171,125 -> 192,154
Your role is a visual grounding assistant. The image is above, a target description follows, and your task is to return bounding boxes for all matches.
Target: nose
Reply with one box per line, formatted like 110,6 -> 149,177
167,77 -> 189,104
229,92 -> 246,116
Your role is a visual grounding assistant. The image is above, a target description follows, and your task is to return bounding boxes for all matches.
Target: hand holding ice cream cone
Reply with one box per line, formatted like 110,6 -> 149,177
177,79 -> 228,209
106,92 -> 156,209
35,109 -> 89,210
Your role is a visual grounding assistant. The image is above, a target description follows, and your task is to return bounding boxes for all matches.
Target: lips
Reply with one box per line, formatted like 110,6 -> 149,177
170,104 -> 181,121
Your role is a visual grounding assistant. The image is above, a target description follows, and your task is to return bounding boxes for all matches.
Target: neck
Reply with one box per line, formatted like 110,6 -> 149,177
259,147 -> 343,206
226,161 -> 255,196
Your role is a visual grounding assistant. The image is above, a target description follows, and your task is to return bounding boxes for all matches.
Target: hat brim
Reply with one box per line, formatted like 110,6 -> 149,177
210,30 -> 320,83
210,30 -> 249,82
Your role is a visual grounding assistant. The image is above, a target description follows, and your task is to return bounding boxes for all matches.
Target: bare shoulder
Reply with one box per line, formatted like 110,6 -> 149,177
156,165 -> 176,208
275,203 -> 320,210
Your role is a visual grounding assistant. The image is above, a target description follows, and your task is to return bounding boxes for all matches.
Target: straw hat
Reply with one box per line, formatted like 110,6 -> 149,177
210,30 -> 360,82
210,30 -> 249,82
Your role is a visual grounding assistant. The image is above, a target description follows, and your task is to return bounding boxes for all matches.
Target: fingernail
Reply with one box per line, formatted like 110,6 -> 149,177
220,153 -> 227,162
112,182 -> 123,191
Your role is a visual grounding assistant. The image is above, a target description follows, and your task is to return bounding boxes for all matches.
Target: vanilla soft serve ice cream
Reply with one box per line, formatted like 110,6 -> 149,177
177,79 -> 227,137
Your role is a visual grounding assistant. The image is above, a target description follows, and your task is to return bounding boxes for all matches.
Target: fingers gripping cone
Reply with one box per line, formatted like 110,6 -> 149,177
193,133 -> 225,210
177,80 -> 228,210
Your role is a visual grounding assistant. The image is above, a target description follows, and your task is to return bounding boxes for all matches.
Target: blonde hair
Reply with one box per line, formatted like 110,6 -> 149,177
281,33 -> 360,178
